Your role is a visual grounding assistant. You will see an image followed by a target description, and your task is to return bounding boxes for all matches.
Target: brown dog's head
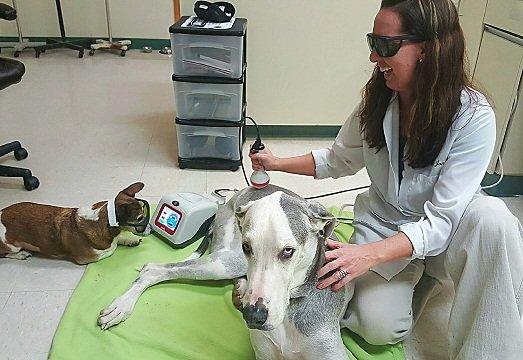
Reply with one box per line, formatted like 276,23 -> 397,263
114,182 -> 149,234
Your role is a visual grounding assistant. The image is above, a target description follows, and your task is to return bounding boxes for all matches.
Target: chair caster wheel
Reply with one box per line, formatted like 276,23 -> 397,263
14,148 -> 28,160
89,49 -> 95,56
35,50 -> 41,58
78,51 -> 84,58
120,50 -> 126,57
24,176 -> 39,191
14,51 -> 20,58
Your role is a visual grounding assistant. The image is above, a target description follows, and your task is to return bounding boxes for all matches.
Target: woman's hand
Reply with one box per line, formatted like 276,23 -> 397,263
317,239 -> 380,292
249,148 -> 280,171
249,151 -> 316,176
317,233 -> 414,291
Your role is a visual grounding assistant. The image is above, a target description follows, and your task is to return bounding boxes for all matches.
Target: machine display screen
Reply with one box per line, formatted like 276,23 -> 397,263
155,204 -> 182,235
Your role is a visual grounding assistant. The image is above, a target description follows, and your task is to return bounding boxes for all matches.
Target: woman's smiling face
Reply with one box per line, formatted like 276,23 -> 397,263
369,8 -> 425,95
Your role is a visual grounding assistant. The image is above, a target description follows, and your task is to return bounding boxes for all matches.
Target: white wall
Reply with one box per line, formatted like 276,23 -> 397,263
0,0 -> 174,38
0,0 -> 380,126
181,0 -> 380,125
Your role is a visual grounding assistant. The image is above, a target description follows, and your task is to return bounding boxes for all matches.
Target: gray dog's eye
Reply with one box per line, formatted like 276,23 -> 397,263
280,247 -> 295,260
242,242 -> 252,256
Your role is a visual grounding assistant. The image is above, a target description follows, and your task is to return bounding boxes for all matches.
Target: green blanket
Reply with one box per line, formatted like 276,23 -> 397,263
49,208 -> 405,360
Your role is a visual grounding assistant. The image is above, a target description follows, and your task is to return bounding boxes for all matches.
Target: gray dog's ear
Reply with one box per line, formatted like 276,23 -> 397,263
306,201 -> 337,239
235,201 -> 253,230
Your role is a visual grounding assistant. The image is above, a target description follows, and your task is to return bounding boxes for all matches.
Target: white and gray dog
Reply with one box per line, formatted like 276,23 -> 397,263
98,184 -> 353,359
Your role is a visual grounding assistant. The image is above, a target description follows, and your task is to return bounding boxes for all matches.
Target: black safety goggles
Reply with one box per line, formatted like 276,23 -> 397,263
126,199 -> 150,234
366,33 -> 424,58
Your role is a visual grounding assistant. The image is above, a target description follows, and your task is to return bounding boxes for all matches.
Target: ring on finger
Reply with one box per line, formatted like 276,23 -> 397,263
337,269 -> 348,281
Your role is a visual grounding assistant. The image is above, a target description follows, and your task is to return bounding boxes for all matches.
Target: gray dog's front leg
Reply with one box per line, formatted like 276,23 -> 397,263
302,327 -> 348,360
250,326 -> 348,360
98,250 -> 246,329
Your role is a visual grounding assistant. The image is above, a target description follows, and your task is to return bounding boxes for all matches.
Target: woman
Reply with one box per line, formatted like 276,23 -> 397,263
250,1 -> 523,359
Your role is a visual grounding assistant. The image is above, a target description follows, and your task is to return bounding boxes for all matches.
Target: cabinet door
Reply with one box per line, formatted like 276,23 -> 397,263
473,28 -> 523,173
484,0 -> 523,37
458,0 -> 489,73
499,77 -> 523,176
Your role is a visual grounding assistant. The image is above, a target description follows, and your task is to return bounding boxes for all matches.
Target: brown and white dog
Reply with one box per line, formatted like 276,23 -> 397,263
0,182 -> 149,264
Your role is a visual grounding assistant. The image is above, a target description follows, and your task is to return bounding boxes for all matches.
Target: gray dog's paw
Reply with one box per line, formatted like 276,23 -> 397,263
232,277 -> 248,312
98,295 -> 135,330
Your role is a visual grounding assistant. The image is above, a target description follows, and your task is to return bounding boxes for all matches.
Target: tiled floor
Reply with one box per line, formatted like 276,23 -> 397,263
0,50 -> 521,360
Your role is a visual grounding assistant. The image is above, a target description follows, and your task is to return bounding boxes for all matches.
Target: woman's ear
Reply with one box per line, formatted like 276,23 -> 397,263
418,41 -> 426,62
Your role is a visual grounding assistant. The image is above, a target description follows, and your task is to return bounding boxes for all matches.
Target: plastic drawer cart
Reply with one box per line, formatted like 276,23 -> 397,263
170,16 -> 247,171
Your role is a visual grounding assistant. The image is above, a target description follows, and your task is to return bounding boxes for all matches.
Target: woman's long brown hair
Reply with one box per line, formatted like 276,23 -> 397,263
359,0 -> 477,168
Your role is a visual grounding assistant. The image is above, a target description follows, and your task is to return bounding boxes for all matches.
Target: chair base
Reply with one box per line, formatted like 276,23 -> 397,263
0,141 -> 40,190
0,39 -> 47,57
34,38 -> 86,58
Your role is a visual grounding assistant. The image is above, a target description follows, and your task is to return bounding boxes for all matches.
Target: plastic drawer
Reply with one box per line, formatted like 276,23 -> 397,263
171,33 -> 244,78
174,79 -> 243,122
176,123 -> 241,160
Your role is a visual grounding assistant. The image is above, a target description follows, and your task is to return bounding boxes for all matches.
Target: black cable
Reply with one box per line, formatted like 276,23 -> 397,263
239,121 -> 251,186
241,116 -> 370,200
245,116 -> 260,135
240,116 -> 263,187
304,185 -> 370,200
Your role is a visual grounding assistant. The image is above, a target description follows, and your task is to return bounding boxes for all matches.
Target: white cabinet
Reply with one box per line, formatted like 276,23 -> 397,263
484,0 -> 523,37
499,78 -> 523,175
472,27 -> 523,174
457,0 -> 488,72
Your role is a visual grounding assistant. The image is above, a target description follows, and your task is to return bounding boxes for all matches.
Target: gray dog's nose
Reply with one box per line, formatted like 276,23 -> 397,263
242,298 -> 268,329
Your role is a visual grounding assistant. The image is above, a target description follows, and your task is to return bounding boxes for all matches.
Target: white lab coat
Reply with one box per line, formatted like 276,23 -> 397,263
312,89 -> 496,280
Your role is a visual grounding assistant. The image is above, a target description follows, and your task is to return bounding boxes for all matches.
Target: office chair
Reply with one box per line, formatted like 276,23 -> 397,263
0,3 -> 40,190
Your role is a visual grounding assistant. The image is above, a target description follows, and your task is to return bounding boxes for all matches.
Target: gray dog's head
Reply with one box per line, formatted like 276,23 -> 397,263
235,191 -> 336,331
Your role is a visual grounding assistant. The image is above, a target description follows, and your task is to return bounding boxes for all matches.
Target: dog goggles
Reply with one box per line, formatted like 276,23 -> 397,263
126,199 -> 151,234
366,33 -> 424,58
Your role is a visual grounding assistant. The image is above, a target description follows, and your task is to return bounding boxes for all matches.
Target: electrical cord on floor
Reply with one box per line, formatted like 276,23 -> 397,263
481,155 -> 504,190
304,186 -> 370,200
212,188 -> 239,204
333,203 -> 356,224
